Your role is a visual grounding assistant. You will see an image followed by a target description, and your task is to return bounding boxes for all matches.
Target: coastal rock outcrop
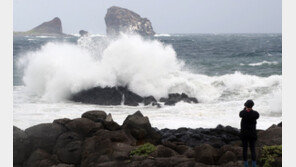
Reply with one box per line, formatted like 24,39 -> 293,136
13,110 -> 282,167
105,6 -> 155,36
70,86 -> 198,106
14,17 -> 67,36
160,93 -> 198,106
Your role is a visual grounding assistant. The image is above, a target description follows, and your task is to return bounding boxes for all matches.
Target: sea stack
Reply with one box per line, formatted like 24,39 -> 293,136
14,17 -> 65,36
105,6 -> 155,36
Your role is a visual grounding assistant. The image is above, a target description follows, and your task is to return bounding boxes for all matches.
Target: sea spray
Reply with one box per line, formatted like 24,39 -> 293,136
18,34 -> 282,114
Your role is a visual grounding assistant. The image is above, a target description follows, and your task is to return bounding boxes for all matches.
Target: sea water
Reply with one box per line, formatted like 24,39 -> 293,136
13,33 -> 282,130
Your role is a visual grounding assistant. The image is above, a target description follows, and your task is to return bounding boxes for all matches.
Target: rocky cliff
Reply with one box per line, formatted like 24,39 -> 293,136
105,6 -> 155,36
14,17 -> 66,36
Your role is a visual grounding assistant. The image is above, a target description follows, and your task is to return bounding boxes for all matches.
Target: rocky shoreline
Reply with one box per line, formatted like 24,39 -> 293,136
13,110 -> 282,167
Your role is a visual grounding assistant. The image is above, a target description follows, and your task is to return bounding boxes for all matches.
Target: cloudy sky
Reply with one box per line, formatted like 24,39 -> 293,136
13,0 -> 282,34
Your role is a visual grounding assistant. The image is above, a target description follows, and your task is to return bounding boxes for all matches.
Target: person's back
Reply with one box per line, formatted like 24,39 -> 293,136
239,100 -> 260,167
240,108 -> 259,140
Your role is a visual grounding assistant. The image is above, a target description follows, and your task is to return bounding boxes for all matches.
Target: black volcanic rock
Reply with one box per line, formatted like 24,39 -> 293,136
122,111 -> 161,145
13,110 -> 282,167
13,126 -> 32,165
159,93 -> 198,106
70,86 -> 197,106
70,86 -> 143,106
105,6 -> 155,36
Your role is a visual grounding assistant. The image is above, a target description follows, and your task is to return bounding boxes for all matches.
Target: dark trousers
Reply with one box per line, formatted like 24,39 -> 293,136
242,139 -> 256,161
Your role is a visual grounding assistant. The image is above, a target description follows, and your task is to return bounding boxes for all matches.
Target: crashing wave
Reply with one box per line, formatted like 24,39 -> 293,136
18,34 -> 282,114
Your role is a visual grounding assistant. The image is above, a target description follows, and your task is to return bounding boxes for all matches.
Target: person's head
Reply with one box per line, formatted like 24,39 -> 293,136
244,100 -> 254,109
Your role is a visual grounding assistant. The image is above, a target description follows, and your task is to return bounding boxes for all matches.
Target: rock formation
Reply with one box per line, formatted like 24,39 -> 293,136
13,110 -> 282,167
14,17 -> 67,36
105,6 -> 155,36
79,30 -> 88,37
70,86 -> 198,107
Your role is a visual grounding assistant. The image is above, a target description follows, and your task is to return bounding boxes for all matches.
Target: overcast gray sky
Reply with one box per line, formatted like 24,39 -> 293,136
13,0 -> 282,34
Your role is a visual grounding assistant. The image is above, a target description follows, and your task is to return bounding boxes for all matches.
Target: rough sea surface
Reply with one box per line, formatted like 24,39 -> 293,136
13,33 -> 282,129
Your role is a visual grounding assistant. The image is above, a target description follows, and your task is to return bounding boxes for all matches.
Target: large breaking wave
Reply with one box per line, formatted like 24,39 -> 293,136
18,34 -> 282,114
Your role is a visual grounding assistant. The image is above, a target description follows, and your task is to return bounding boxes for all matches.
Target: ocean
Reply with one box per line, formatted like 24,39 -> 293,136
13,33 -> 282,130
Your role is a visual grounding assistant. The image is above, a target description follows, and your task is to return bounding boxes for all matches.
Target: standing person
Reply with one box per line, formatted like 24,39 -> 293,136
239,100 -> 260,167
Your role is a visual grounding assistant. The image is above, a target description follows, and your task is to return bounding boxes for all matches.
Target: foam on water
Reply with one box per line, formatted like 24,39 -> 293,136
248,61 -> 279,66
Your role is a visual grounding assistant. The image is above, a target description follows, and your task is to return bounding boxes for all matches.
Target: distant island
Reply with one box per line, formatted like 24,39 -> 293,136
105,6 -> 155,36
13,17 -> 70,37
14,6 -> 156,37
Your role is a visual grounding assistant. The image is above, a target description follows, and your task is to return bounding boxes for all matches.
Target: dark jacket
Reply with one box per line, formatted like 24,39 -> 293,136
239,109 -> 260,140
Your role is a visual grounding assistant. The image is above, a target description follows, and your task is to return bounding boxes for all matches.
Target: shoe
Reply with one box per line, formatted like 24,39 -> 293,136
244,161 -> 248,167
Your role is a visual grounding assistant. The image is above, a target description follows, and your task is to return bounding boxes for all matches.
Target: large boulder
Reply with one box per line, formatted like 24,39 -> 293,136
194,144 -> 219,165
53,132 -> 83,164
81,136 -> 114,167
25,149 -> 58,167
65,118 -> 97,137
13,126 -> 32,165
81,110 -> 107,122
160,93 -> 198,106
150,145 -> 178,158
122,111 -> 161,144
25,123 -> 66,153
218,151 -> 237,164
70,86 -> 143,106
104,114 -> 121,131
105,6 -> 155,36
257,124 -> 282,146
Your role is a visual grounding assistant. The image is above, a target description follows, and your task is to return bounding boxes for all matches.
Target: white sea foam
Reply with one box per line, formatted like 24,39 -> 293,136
248,61 -> 279,66
154,34 -> 171,37
18,34 -> 282,114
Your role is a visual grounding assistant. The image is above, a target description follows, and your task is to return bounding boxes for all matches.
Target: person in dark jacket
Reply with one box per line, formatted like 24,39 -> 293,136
239,100 -> 259,167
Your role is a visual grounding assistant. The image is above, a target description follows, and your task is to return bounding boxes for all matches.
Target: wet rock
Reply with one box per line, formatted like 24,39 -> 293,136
122,111 -> 161,144
25,123 -> 66,153
218,151 -> 237,164
70,86 -> 123,105
13,126 -> 32,165
151,145 -> 178,157
112,142 -> 134,160
70,86 -> 144,106
53,132 -> 83,164
143,96 -> 157,106
53,118 -> 72,127
160,125 -> 240,148
65,118 -> 96,137
81,110 -> 107,122
218,145 -> 242,159
82,136 -> 113,159
160,93 -> 198,106
104,113 -> 121,131
118,87 -> 143,106
25,149 -> 58,167
52,164 -> 75,167
257,124 -> 282,146
194,144 -> 219,165
93,129 -> 136,145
